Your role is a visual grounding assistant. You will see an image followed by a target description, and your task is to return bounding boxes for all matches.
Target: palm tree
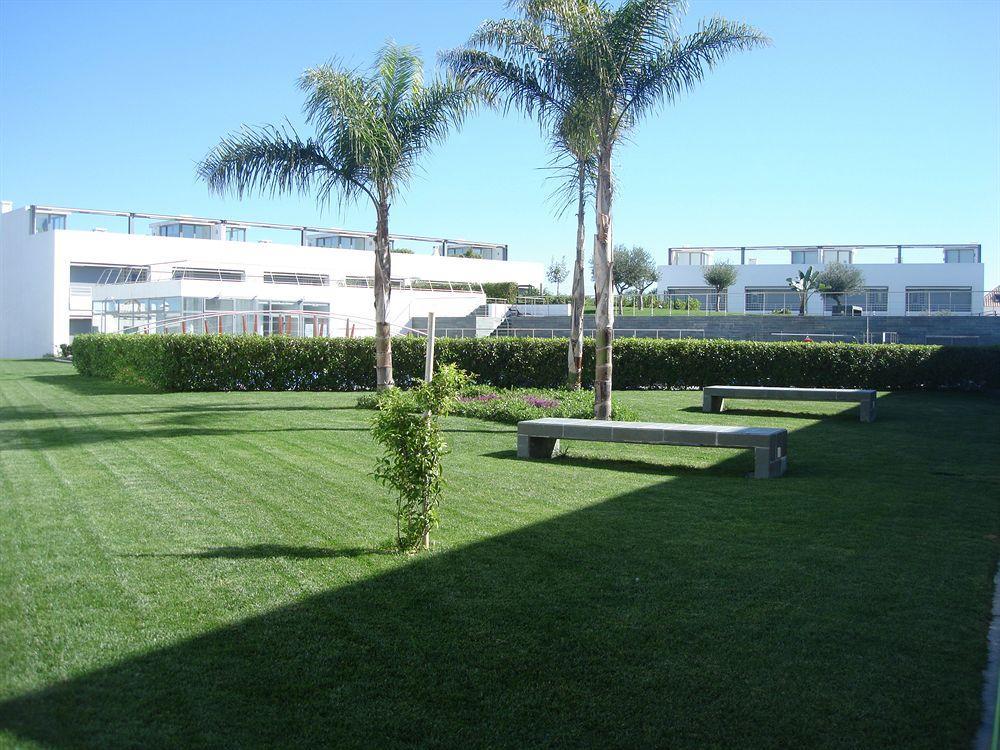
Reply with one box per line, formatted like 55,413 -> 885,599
546,0 -> 769,417
786,266 -> 828,316
443,6 -> 598,389
198,43 -> 476,390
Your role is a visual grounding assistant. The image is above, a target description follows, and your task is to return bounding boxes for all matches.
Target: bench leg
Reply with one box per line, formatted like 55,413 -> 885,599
703,393 -> 725,413
754,446 -> 787,479
517,435 -> 561,459
859,398 -> 876,423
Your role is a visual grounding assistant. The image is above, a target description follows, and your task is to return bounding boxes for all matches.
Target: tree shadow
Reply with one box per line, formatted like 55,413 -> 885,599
0,393 -> 993,748
0,425 -> 370,452
0,404 -> 360,424
125,544 -> 393,560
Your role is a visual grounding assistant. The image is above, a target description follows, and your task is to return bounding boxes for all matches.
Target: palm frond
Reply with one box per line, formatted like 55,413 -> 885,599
619,16 -> 770,131
197,123 -> 369,206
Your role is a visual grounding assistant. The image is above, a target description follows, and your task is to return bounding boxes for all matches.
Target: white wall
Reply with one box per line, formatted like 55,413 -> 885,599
0,209 -> 57,357
658,261 -> 985,314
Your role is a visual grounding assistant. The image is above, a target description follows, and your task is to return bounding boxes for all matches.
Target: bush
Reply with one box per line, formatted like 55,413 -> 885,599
359,384 -> 637,424
371,364 -> 469,552
72,334 -> 1000,392
671,297 -> 701,311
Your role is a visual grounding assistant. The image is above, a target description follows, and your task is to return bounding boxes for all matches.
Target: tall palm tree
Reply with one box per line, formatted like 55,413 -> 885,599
198,43 -> 476,390
539,0 -> 769,418
443,6 -> 598,390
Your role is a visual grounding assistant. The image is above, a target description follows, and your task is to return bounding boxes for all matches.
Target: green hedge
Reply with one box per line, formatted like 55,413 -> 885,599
72,334 -> 1000,392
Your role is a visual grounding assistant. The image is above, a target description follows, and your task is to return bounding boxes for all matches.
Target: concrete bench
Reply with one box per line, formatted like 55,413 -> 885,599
517,418 -> 787,479
702,385 -> 877,422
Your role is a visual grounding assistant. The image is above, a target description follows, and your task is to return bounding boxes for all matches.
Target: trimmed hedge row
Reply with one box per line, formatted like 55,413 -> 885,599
72,333 -> 1000,392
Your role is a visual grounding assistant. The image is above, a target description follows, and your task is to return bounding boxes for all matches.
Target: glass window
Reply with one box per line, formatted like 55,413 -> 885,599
791,250 -> 819,265
158,223 -> 211,239
264,271 -> 330,286
69,318 -> 94,336
823,288 -> 887,314
824,249 -> 852,264
34,212 -> 66,232
906,288 -> 972,313
944,248 -> 975,263
71,264 -> 149,284
226,227 -> 247,242
172,267 -> 245,282
745,288 -> 798,313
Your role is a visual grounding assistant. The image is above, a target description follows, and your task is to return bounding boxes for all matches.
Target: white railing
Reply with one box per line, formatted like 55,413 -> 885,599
115,310 -> 427,338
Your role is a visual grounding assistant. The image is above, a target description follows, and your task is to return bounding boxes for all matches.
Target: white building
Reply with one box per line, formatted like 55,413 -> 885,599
658,244 -> 985,316
0,203 -> 543,358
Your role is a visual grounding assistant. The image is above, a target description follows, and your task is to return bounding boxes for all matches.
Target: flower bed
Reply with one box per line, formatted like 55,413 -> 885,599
357,384 -> 637,425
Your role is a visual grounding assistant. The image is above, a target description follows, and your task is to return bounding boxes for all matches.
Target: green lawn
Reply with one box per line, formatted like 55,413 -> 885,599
1,359 -> 998,749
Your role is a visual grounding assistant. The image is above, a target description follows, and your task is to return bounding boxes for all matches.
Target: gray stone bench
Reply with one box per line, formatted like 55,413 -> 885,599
702,385 -> 877,422
517,418 -> 787,479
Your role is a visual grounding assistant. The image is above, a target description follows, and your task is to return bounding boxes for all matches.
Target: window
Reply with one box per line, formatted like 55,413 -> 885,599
69,318 -> 94,336
158,223 -> 212,240
226,227 -> 247,242
745,287 -> 799,313
823,249 -> 853,264
906,287 -> 972,314
171,267 -> 245,282
263,271 -> 330,286
673,251 -> 708,266
944,248 -> 976,264
34,212 -> 66,232
822,287 -> 888,314
71,264 -> 149,284
790,249 -> 819,264
446,245 -> 506,261
311,234 -> 367,250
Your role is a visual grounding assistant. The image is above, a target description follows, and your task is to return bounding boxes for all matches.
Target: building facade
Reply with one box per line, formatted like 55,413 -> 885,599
0,203 -> 543,358
658,244 -> 985,316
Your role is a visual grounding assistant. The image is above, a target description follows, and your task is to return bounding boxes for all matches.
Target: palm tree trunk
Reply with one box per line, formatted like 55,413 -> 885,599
374,199 -> 394,390
593,142 -> 614,420
567,160 -> 586,389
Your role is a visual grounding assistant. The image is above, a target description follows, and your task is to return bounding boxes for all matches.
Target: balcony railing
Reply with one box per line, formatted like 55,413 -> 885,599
666,243 -> 982,266
25,203 -> 509,259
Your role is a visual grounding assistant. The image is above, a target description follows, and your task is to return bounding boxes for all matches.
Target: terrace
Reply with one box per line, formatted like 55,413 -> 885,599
24,203 -> 510,259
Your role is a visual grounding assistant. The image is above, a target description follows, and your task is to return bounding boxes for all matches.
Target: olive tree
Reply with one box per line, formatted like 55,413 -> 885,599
702,261 -> 738,311
818,261 -> 865,314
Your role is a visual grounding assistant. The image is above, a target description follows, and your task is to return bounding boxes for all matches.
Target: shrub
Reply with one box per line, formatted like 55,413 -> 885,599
671,297 -> 701,311
72,334 -> 1000,392
358,384 -> 637,424
371,364 -> 469,552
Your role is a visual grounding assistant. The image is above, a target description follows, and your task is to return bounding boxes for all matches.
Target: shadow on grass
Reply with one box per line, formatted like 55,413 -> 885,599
126,544 -> 394,560
678,405 -> 860,420
483,449 -> 751,478
0,426 -> 371,451
0,393 -> 993,748
27,373 -> 160,396
0,404 -> 361,424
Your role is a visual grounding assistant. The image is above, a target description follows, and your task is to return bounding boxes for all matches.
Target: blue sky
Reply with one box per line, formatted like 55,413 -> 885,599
1,0 -> 997,287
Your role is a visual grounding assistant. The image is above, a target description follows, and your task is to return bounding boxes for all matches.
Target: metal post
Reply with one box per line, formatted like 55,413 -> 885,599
424,312 -> 436,382
897,245 -> 903,264
301,228 -> 308,246
127,213 -> 135,234
740,247 -> 746,265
